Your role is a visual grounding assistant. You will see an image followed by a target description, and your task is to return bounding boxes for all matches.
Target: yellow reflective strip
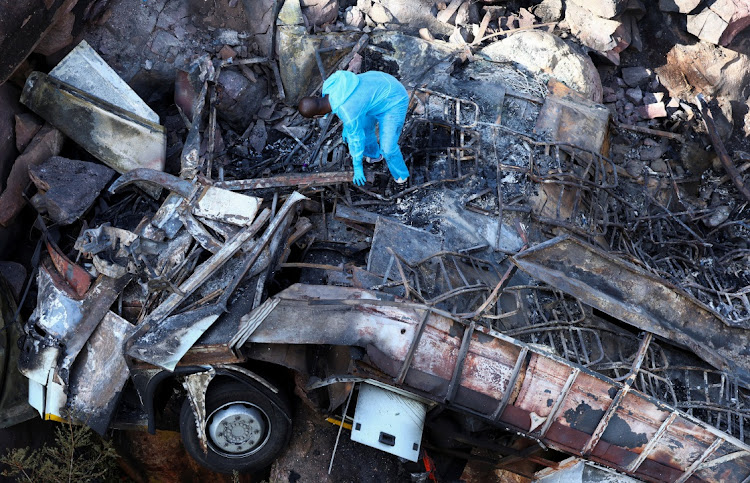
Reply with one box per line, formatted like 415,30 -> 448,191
325,417 -> 352,430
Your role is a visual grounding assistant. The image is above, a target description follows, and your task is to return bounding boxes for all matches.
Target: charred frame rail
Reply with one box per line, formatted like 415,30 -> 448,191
512,235 -> 750,388
244,284 -> 750,482
215,171 -> 372,190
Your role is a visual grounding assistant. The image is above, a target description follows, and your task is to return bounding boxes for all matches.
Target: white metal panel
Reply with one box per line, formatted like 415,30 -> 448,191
351,383 -> 426,462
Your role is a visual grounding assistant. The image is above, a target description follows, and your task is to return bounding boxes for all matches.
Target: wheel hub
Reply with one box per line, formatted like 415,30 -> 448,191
208,403 -> 267,455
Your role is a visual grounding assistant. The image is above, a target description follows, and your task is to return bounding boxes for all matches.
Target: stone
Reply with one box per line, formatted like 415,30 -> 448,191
368,3 -> 393,24
625,87 -> 643,104
0,125 -> 63,227
218,45 -> 237,60
149,30 -> 181,55
28,156 -> 115,225
532,0 -> 564,22
240,65 -> 257,83
301,0 -> 339,26
419,27 -> 435,41
719,0 -> 750,46
626,160 -> 646,177
276,15 -> 317,104
621,66 -> 651,87
651,159 -> 669,173
639,141 -> 669,160
344,6 -> 366,28
565,2 -> 622,52
688,6 -> 730,44
568,0 -> 628,19
14,113 -> 43,154
687,0 -> 750,46
278,0 -> 305,25
480,30 -> 603,102
659,0 -> 701,13
656,42 -> 750,103
357,0 -> 372,13
705,205 -> 732,227
375,0 -> 454,38
636,102 -> 667,119
215,69 -> 269,129
247,120 -> 268,153
642,92 -> 664,104
518,8 -> 536,28
34,7 -> 75,56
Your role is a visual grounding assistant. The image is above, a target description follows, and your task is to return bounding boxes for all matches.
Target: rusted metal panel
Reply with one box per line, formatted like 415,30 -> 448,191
512,235 -> 750,387
694,444 -> 750,483
214,171 -> 373,190
47,241 -> 91,297
20,72 -> 166,175
241,283 -> 750,482
534,79 -> 610,156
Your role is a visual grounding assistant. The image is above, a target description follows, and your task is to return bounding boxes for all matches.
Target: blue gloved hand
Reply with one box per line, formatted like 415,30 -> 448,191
352,166 -> 366,186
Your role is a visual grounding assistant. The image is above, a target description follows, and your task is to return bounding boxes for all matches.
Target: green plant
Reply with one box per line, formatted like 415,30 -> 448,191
1,417 -> 119,482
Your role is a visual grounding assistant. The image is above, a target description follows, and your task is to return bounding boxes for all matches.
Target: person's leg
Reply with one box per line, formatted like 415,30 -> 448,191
378,98 -> 409,181
361,115 -> 381,159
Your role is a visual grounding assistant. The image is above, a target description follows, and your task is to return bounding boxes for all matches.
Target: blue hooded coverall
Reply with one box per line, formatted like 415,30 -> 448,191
322,70 -> 410,185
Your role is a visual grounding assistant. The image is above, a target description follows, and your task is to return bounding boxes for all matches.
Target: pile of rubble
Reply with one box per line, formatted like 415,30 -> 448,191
2,0 -> 750,482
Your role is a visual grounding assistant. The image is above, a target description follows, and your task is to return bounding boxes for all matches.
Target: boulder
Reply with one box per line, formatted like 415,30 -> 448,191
565,2 -> 622,52
532,0 -> 564,22
368,3 -> 394,24
480,30 -> 603,102
300,0 -> 339,26
344,6 -> 366,28
276,0 -> 318,104
567,0 -> 628,19
374,0 -> 454,37
687,0 -> 750,46
215,69 -> 269,129
625,86 -> 643,104
28,156 -> 115,225
621,66 -> 651,87
14,113 -> 43,153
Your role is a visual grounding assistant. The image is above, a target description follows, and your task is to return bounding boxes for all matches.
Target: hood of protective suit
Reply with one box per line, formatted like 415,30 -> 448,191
322,71 -> 360,111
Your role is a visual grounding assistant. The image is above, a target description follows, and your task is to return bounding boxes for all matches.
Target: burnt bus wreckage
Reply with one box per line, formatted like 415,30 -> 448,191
5,34 -> 750,481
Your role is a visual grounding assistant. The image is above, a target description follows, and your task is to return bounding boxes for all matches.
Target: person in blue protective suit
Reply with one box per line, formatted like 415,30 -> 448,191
298,70 -> 410,186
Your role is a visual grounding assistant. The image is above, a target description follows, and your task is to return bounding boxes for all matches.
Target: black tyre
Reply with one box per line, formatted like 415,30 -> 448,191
180,379 -> 292,474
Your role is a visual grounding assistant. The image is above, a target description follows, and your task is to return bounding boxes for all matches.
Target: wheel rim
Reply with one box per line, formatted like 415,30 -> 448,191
207,401 -> 270,458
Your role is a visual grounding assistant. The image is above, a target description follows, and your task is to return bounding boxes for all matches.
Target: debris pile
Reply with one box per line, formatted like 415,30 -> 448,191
2,0 -> 750,482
